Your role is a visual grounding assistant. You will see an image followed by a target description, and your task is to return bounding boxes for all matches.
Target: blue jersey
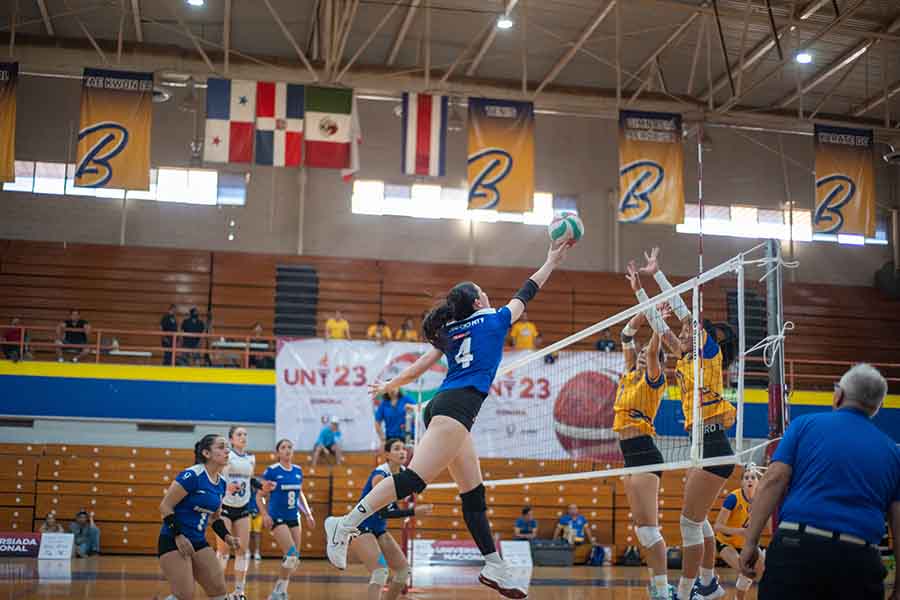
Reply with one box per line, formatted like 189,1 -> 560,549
439,307 -> 512,394
358,462 -> 405,535
160,464 -> 226,543
263,463 -> 304,521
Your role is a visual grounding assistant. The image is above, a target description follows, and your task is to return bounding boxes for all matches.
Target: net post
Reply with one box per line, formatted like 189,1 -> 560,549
691,283 -> 703,464
736,260 -> 746,453
765,239 -> 787,462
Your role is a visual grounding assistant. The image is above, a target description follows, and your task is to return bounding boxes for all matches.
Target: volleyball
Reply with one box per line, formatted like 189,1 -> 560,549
548,212 -> 584,245
552,371 -> 622,462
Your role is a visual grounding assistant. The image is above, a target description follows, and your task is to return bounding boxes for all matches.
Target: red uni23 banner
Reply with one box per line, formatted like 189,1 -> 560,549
813,124 -> 875,237
617,110 -> 684,225
76,68 -> 153,190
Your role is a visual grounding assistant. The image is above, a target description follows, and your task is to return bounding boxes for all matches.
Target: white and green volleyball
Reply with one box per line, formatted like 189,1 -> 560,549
548,212 -> 584,245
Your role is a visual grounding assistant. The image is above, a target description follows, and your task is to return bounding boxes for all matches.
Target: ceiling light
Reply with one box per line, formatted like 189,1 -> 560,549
187,0 -> 205,6
795,52 -> 813,64
497,16 -> 513,29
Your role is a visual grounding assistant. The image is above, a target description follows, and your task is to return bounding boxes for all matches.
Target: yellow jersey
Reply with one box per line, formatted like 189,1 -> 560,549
395,328 -> 419,342
510,321 -> 539,350
325,318 -> 350,339
613,368 -> 667,437
675,330 -> 735,431
366,324 -> 392,340
715,488 -> 751,549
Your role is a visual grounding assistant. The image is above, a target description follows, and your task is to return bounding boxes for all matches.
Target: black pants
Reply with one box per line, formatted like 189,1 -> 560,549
759,531 -> 885,600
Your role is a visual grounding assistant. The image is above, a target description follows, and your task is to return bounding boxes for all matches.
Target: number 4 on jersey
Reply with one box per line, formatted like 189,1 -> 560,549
455,337 -> 474,369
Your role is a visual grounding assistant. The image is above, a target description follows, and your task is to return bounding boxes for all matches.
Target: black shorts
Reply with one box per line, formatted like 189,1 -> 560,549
700,425 -> 735,479
619,435 -> 664,478
423,386 -> 487,432
271,517 -> 299,530
157,534 -> 209,557
222,504 -> 251,522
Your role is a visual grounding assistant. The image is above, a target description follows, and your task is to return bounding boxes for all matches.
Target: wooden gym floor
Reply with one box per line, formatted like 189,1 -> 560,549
0,556 -> 760,599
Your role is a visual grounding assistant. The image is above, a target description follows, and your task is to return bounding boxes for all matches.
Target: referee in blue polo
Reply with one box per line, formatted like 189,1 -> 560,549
739,363 -> 900,600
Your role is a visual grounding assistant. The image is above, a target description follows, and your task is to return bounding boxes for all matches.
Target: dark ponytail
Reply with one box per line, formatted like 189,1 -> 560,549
194,434 -> 221,464
423,282 -> 479,350
703,319 -> 738,370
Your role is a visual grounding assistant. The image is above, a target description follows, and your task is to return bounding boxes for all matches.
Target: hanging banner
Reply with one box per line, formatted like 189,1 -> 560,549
75,68 -> 153,190
813,124 -> 875,237
0,62 -> 17,183
617,110 -> 685,225
467,98 -> 534,213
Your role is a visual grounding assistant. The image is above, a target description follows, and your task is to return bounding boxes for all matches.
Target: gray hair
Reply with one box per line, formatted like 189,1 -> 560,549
838,363 -> 887,414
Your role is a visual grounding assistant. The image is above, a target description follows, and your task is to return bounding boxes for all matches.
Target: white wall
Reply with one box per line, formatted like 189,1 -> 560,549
0,74 -> 896,284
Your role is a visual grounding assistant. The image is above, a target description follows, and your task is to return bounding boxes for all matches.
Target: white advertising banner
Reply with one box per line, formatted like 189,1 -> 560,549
275,339 -> 627,458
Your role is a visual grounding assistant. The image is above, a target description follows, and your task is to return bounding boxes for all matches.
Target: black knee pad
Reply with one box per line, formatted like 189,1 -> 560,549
393,468 -> 427,499
460,484 -> 487,513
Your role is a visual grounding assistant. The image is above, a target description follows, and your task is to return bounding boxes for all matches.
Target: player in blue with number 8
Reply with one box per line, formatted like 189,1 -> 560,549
326,240 -> 570,599
158,434 -> 240,600
257,438 -> 315,600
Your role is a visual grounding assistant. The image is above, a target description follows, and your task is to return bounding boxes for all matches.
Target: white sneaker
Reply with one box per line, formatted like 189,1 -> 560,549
324,516 -> 357,570
253,552 -> 262,561
266,592 -> 288,600
478,560 -> 528,599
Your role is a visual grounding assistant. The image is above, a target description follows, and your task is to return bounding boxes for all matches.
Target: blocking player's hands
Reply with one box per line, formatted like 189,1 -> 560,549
175,534 -> 195,558
625,261 -> 642,293
639,247 -> 660,275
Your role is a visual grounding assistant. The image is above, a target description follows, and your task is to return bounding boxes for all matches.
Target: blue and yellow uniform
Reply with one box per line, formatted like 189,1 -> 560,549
263,463 -> 304,528
425,307 -> 513,432
158,464 -> 226,554
613,368 -> 667,437
675,329 -> 735,430
716,488 -> 752,550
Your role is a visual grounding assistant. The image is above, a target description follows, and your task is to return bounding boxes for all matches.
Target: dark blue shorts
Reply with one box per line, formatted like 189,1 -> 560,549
359,516 -> 387,538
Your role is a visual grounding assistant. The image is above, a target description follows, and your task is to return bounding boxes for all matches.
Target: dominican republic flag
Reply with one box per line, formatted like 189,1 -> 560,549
255,81 -> 304,167
402,92 -> 448,177
204,78 -> 256,163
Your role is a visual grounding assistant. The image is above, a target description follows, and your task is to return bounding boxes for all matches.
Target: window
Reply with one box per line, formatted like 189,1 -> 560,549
1,161 -> 246,206
350,180 -> 577,226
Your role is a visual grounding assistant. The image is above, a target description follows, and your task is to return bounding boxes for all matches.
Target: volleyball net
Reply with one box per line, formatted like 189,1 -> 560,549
426,244 -> 785,489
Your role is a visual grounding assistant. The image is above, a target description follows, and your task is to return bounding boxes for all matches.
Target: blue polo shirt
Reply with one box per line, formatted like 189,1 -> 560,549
772,407 -> 900,544
558,514 -> 588,542
515,517 -> 537,535
375,395 -> 412,439
316,426 -> 342,448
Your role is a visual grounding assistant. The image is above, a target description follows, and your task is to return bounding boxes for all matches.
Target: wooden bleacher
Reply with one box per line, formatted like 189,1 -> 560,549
2,239 -> 898,373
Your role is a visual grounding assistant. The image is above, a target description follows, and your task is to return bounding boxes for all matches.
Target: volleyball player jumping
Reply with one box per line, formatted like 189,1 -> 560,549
158,434 -> 240,600
350,438 -> 433,600
325,241 -> 570,599
637,248 -> 737,600
618,262 -> 673,600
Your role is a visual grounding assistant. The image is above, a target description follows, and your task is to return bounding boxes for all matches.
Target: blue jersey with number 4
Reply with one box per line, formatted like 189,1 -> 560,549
439,307 -> 512,394
160,464 -> 226,543
263,463 -> 305,521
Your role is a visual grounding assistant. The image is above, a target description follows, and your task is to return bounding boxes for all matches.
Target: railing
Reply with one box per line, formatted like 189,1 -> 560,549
2,324 -> 900,393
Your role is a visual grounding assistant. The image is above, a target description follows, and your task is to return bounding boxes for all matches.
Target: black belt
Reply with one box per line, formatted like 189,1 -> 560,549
778,521 -> 873,547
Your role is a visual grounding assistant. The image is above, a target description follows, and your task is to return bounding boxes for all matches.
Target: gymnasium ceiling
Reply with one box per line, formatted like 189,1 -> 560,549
2,0 -> 900,132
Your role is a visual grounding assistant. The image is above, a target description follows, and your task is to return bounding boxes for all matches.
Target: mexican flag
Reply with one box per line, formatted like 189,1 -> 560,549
304,86 -> 353,169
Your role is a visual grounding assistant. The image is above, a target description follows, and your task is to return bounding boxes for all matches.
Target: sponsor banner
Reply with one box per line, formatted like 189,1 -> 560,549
467,98 -> 535,212
412,539 -> 485,566
813,124 -> 875,237
0,62 -> 17,183
617,110 -> 685,225
75,68 -> 153,190
38,533 -> 73,560
0,532 -> 41,557
275,340 -> 446,451
500,539 -> 533,567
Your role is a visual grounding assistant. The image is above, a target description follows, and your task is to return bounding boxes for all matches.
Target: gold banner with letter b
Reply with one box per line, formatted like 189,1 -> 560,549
617,110 -> 684,225
813,124 -> 875,237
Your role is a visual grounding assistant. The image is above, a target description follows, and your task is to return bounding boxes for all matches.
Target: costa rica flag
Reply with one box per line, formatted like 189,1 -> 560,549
401,92 -> 448,177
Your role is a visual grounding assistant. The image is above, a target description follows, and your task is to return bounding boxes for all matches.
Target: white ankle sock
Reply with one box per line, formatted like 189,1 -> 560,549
274,578 -> 289,593
653,574 -> 669,593
484,552 -> 503,566
700,567 -> 714,585
342,498 -> 374,528
678,577 -> 693,598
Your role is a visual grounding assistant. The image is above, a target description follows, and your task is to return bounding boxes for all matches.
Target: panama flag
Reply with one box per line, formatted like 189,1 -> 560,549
255,81 -> 304,167
204,79 -> 256,163
401,92 -> 448,177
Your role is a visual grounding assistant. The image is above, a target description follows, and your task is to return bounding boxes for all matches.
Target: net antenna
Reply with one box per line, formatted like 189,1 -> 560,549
427,246 -> 782,491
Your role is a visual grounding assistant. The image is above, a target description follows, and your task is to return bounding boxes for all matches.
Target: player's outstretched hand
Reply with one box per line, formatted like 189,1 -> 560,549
547,239 -> 572,267
639,247 -> 660,275
368,380 -> 390,398
625,261 -> 642,292
738,544 -> 759,579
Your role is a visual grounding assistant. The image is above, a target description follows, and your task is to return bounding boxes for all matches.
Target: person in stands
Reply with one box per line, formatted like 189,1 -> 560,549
395,317 -> 419,342
312,417 -> 344,466
180,307 -> 206,366
514,507 -> 538,541
160,304 -> 178,366
367,319 -> 392,345
508,312 -> 539,350
70,510 -> 101,557
56,309 -> 91,363
325,311 -> 351,340
39,512 -> 65,533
